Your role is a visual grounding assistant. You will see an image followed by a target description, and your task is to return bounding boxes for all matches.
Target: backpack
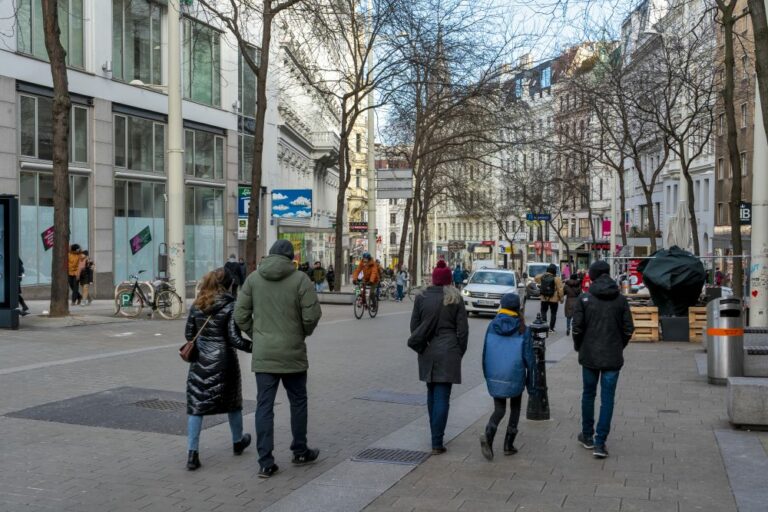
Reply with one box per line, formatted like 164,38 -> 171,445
540,273 -> 556,297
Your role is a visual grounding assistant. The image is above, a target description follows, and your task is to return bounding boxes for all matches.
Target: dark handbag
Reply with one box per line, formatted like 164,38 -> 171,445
179,315 -> 212,362
407,308 -> 440,354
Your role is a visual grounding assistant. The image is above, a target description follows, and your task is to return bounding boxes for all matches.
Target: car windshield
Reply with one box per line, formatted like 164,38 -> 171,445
528,264 -> 552,277
469,271 -> 516,287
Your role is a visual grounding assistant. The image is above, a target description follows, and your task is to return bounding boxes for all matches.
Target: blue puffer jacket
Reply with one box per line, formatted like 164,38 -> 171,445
482,313 -> 535,398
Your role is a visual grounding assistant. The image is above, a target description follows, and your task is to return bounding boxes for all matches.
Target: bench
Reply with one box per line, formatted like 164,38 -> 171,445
727,377 -> 768,428
744,346 -> 768,377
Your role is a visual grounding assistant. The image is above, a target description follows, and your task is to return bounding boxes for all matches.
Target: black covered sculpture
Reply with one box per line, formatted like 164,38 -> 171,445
637,246 -> 706,317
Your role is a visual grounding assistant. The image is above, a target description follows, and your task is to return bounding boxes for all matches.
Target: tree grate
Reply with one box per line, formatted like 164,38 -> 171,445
352,448 -> 431,466
132,398 -> 187,412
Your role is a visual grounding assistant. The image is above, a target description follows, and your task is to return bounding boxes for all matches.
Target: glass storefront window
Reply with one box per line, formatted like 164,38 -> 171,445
184,129 -> 224,179
114,114 -> 166,173
239,45 -> 257,117
19,95 -> 89,164
113,180 -> 166,284
183,19 -> 221,107
16,0 -> 84,68
112,0 -> 163,85
185,186 -> 224,282
19,172 -> 89,286
239,133 -> 254,182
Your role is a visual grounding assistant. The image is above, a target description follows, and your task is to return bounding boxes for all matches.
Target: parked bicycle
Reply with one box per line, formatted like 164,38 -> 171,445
114,270 -> 183,319
354,282 -> 379,319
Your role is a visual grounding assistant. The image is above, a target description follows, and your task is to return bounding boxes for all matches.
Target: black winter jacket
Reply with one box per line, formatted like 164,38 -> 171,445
410,286 -> 469,384
185,294 -> 252,415
571,275 -> 634,371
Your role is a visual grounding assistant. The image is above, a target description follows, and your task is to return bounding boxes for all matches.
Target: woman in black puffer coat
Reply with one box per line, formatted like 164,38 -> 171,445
185,268 -> 252,471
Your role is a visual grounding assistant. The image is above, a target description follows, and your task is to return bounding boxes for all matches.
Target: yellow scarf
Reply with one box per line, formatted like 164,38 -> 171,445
498,308 -> 518,317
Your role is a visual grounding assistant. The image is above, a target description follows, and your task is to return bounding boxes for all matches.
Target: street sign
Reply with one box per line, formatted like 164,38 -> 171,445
120,292 -> 133,307
377,189 -> 412,199
238,186 -> 251,217
350,221 -> 368,232
447,240 -> 466,252
237,218 -> 248,240
740,201 -> 752,225
526,213 -> 551,222
377,168 -> 413,199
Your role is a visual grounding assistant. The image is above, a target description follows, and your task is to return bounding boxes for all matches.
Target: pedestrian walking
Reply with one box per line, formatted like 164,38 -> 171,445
563,274 -> 582,336
234,240 -> 322,478
396,266 -> 408,301
311,261 -> 327,293
68,244 -> 83,305
409,260 -> 469,455
572,260 -> 634,459
479,293 -> 534,460
453,264 -> 464,289
79,250 -> 94,305
535,264 -> 564,332
326,265 -> 336,292
18,258 -> 29,316
225,254 -> 244,295
239,257 -> 247,279
184,268 -> 253,471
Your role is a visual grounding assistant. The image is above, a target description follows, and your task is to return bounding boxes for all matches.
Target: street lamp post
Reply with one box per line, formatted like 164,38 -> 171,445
750,84 -> 768,326
366,0 -> 377,260
167,0 -> 186,308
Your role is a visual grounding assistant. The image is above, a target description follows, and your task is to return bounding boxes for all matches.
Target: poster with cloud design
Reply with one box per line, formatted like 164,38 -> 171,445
271,189 -> 313,218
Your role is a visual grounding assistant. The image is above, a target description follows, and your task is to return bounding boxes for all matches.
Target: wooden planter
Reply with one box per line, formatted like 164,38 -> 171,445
688,306 -> 707,343
630,306 -> 660,342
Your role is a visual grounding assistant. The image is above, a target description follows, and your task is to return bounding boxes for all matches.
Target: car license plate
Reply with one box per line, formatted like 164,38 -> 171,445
477,299 -> 495,306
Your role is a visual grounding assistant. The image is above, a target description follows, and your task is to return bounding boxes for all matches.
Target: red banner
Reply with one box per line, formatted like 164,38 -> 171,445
40,226 -> 54,251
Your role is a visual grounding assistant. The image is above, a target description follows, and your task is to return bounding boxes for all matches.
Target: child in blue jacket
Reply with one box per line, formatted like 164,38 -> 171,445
480,293 -> 535,460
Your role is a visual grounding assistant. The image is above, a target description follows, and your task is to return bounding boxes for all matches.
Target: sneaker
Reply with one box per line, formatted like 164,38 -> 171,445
431,446 -> 447,455
292,448 -> 320,465
577,433 -> 594,449
593,445 -> 608,458
233,433 -> 251,456
258,464 -> 279,478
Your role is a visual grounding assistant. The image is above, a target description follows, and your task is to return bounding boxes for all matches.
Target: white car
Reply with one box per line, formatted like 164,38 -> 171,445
461,269 -> 520,315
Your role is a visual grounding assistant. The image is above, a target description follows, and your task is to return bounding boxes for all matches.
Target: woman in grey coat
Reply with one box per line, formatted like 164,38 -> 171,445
410,260 -> 469,454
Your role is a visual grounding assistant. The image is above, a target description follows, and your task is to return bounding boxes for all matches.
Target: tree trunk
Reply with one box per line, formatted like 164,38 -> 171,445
617,169 -> 628,246
245,1 -> 273,273
723,11 -> 745,298
41,0 -> 71,317
644,189 -> 658,253
749,0 -> 768,141
397,198 -> 412,270
682,163 -> 701,255
333,137 -> 350,291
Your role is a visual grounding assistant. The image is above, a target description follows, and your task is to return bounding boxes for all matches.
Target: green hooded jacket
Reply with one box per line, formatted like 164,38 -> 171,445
234,255 -> 322,373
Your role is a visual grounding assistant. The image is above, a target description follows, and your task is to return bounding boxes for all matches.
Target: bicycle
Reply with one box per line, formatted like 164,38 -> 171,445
407,284 -> 427,301
114,270 -> 183,320
353,281 -> 379,319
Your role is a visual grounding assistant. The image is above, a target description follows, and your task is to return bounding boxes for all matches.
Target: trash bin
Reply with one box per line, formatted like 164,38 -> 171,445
706,298 -> 744,385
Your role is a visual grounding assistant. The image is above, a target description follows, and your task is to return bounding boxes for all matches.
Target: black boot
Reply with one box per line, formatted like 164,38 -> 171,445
480,425 -> 495,461
504,432 -> 518,455
187,450 -> 201,470
233,433 -> 251,455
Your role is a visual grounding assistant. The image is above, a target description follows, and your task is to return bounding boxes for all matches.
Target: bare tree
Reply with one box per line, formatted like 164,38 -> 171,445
41,0 -> 71,317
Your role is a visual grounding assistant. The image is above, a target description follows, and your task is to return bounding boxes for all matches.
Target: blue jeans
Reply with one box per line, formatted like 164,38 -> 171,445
581,368 -> 620,447
187,412 -> 244,451
255,372 -> 308,468
426,383 -> 453,448
396,284 -> 404,300
566,316 -> 572,331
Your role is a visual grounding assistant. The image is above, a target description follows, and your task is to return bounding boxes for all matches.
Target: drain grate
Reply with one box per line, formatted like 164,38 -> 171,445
132,398 -> 187,412
658,409 -> 680,414
352,448 -> 431,465
355,390 -> 427,406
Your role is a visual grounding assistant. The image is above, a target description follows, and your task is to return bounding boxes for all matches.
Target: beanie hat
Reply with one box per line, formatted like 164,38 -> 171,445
589,260 -> 611,281
547,263 -> 557,275
432,260 -> 452,286
500,293 -> 521,312
269,239 -> 295,260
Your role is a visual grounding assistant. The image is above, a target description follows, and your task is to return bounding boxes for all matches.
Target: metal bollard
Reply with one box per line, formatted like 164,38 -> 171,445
706,298 -> 744,385
526,313 -> 551,420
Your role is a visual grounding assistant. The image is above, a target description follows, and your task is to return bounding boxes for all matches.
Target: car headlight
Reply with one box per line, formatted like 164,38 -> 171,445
461,289 -> 470,296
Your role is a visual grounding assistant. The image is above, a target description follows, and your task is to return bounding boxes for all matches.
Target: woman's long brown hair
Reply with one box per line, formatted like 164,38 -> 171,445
194,268 -> 228,312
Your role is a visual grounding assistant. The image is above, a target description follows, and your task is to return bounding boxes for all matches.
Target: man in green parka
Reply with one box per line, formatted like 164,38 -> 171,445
234,240 -> 322,478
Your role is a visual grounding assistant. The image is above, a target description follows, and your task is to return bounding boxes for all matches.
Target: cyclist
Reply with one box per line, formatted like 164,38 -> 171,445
353,253 -> 380,306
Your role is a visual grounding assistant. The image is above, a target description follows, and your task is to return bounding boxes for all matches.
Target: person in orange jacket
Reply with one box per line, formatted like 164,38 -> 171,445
353,253 -> 380,305
68,244 -> 83,305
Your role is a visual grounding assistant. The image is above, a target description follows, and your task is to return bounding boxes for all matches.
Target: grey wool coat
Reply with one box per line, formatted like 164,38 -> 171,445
410,286 -> 469,384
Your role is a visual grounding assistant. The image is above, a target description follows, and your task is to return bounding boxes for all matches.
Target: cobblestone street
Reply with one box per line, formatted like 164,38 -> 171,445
1,301 -> 766,512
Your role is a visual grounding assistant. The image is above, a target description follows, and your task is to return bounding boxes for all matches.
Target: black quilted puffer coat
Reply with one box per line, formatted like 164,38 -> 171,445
185,293 -> 252,416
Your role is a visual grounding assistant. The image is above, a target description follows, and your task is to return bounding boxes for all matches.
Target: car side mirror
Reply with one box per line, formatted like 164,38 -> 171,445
462,279 -> 468,285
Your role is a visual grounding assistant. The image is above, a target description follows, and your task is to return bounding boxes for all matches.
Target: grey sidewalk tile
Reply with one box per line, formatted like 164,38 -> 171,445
595,484 -> 650,500
458,498 -> 518,511
619,497 -> 678,512
715,429 -> 768,512
563,494 -> 622,510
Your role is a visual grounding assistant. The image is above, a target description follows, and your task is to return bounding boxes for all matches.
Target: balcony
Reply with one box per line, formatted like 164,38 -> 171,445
311,131 -> 341,152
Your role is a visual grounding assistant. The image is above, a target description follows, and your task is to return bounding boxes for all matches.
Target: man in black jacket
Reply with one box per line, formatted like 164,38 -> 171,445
572,260 -> 634,459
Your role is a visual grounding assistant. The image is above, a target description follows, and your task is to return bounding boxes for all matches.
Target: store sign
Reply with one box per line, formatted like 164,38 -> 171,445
628,259 -> 643,285
237,218 -> 248,240
271,189 -> 312,218
238,186 -> 251,217
740,201 -> 752,225
129,226 -> 152,255
544,241 -> 552,255
447,240 -> 466,252
481,240 -> 496,247
602,220 -> 611,238
350,222 -> 368,232
41,225 -> 54,251
474,246 -> 491,254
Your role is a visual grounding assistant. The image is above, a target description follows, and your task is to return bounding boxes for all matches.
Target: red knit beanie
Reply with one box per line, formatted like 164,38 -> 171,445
432,260 -> 452,286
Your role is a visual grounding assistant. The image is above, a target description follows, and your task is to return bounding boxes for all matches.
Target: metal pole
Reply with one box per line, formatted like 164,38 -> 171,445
750,82 -> 768,326
366,0 -> 376,260
167,0 -> 186,308
610,170 -> 617,275
433,208 -> 437,267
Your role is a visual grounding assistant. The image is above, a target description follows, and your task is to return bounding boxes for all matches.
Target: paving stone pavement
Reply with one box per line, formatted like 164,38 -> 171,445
364,341 -> 768,512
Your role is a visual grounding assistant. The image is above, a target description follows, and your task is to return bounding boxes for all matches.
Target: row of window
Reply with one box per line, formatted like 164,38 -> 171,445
17,0 -> 257,112
716,153 -> 749,180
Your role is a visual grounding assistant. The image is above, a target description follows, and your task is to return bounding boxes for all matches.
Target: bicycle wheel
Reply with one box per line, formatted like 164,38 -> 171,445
155,290 -> 183,320
116,292 -> 143,318
353,295 -> 365,319
387,285 -> 398,301
368,294 -> 379,318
